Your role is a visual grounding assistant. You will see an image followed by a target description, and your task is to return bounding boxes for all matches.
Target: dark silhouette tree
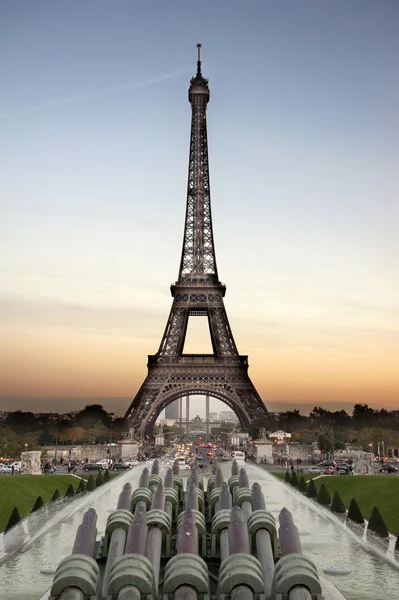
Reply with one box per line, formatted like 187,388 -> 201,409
284,470 -> 291,484
95,472 -> 104,487
87,475 -> 96,491
352,404 -> 376,428
103,469 -> 111,483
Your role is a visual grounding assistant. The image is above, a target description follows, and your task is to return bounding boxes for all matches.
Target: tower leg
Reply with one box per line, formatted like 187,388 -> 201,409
205,394 -> 210,441
179,397 -> 183,438
186,395 -> 190,435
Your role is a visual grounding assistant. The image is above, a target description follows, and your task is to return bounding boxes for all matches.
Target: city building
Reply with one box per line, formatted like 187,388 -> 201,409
165,399 -> 181,421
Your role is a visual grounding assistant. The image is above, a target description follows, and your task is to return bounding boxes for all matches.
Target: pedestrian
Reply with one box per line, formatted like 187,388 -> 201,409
11,465 -> 14,476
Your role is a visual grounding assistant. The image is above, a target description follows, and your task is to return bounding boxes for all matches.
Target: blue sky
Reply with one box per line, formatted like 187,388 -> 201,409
1,1 -> 398,416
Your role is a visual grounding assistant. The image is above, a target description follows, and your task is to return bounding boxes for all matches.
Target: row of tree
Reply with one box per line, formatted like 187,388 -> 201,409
0,403 -> 398,458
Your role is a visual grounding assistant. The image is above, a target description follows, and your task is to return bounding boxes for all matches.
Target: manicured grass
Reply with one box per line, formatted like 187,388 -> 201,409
273,472 -> 318,482
80,472 -> 119,481
274,472 -> 399,534
0,475 -> 81,532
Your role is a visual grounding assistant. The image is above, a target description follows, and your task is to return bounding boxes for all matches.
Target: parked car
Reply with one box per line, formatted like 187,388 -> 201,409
0,465 -> 19,474
379,464 -> 398,474
125,459 -> 139,467
95,460 -> 111,468
308,466 -> 321,474
323,467 -> 336,475
111,463 -> 131,471
338,465 -> 352,475
319,460 -> 337,468
220,455 -> 229,461
83,463 -> 103,472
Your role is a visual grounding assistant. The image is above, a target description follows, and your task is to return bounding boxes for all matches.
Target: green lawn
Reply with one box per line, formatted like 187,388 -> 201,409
80,472 -> 119,481
274,473 -> 399,533
0,475 -> 81,532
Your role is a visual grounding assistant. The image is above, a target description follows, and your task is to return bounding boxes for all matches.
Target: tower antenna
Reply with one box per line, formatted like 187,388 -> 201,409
197,43 -> 202,76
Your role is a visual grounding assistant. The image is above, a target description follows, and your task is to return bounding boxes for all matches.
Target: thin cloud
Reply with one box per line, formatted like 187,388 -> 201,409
1,67 -> 192,117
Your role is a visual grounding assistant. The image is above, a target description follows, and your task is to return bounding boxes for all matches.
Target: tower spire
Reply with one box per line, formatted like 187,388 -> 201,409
197,43 -> 202,76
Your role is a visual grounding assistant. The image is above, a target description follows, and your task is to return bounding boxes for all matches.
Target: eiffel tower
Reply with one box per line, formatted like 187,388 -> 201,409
125,46 -> 268,437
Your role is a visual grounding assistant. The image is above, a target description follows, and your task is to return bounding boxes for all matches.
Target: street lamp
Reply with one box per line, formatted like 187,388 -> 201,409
109,414 -> 115,464
24,443 -> 28,453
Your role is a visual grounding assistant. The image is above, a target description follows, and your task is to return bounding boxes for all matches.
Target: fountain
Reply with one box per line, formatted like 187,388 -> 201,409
0,461 -> 398,599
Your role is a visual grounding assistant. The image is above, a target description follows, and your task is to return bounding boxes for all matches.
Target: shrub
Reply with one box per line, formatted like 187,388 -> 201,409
95,472 -> 104,487
367,506 -> 389,538
31,496 -> 44,513
395,533 -> 399,553
87,475 -> 96,491
51,489 -> 61,502
5,506 -> 22,533
330,490 -> 346,514
4,507 -> 25,551
306,478 -> 318,498
317,483 -> 331,505
347,498 -> 364,524
76,479 -> 87,494
29,495 -> 47,536
65,484 -> 75,498
298,476 -> 307,493
103,469 -> 111,483
290,471 -> 299,488
284,470 -> 291,484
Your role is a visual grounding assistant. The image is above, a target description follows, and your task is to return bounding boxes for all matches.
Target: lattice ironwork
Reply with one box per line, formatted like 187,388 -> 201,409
125,47 -> 268,436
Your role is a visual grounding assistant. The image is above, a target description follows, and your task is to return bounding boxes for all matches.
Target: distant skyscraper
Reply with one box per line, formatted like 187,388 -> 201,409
165,399 -> 180,421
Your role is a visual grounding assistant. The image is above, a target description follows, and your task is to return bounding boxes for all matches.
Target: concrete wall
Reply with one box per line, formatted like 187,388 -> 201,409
42,444 -> 122,463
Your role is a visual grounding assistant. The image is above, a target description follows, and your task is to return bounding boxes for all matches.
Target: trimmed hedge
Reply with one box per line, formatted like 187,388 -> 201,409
76,479 -> 87,494
317,483 -> 331,506
103,469 -> 111,483
298,476 -> 307,493
64,484 -> 75,498
4,506 -> 25,551
306,479 -> 318,498
95,472 -> 104,487
284,470 -> 291,484
290,471 -> 299,488
347,497 -> 364,524
87,475 -> 96,491
31,496 -> 44,513
51,489 -> 61,502
5,506 -> 22,533
367,506 -> 389,538
331,490 -> 346,514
